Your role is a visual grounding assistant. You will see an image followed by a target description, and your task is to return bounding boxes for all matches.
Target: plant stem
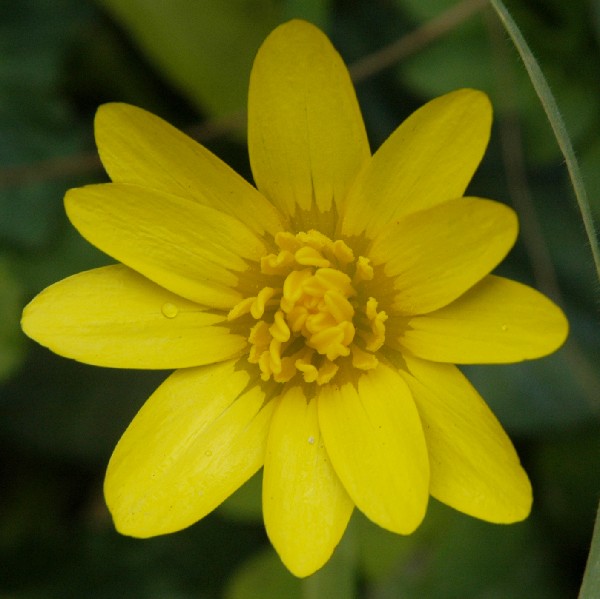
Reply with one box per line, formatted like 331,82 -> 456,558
579,501 -> 600,598
489,0 -> 600,284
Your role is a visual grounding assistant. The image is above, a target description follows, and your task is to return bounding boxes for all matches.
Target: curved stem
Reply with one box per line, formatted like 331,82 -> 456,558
579,501 -> 600,598
489,0 -> 600,284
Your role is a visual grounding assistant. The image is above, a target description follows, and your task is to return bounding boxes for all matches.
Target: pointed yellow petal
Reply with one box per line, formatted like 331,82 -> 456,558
21,265 -> 246,369
248,20 -> 370,219
342,88 -> 492,238
400,275 -> 568,363
105,360 -> 275,537
263,387 -> 353,577
318,365 -> 429,534
369,198 -> 518,314
95,103 -> 285,236
65,183 -> 266,308
400,356 -> 532,523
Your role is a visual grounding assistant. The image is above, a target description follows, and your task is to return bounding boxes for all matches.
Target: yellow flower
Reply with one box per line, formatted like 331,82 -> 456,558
21,20 -> 567,577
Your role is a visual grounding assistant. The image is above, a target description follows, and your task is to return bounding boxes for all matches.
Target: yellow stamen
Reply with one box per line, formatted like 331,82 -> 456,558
353,256 -> 374,285
273,357 -> 297,383
309,321 -> 355,360
313,268 -> 353,295
227,296 -> 255,321
296,361 -> 318,383
248,320 -> 271,363
250,287 -> 275,319
297,229 -> 331,250
269,310 -> 291,342
323,289 -> 354,323
275,231 -> 301,252
269,338 -> 283,374
230,230 -> 388,385
316,360 -> 339,385
351,344 -> 379,370
294,246 -> 330,267
332,240 -> 354,265
261,250 -> 294,275
362,297 -> 388,352
282,269 -> 313,311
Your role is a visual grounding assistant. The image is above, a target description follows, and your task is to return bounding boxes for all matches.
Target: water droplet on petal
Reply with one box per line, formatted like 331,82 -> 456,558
501,324 -> 508,332
307,436 -> 315,444
205,450 -> 213,457
161,302 -> 178,318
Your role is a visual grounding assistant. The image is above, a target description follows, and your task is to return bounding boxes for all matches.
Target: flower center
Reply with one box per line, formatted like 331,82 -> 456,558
228,230 -> 387,385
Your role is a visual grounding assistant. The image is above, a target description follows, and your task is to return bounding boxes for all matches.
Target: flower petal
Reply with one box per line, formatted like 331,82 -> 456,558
263,386 -> 353,577
318,364 -> 429,534
95,103 -> 285,236
105,360 -> 275,537
399,355 -> 532,523
248,20 -> 370,220
369,198 -> 518,314
21,265 -> 246,369
65,183 -> 267,308
342,88 -> 492,239
399,275 -> 568,363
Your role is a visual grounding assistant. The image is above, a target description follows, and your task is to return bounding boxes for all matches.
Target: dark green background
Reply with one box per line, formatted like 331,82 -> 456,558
1,0 -> 599,596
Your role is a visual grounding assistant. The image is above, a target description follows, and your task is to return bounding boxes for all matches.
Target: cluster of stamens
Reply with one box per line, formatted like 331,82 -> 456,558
228,230 -> 387,385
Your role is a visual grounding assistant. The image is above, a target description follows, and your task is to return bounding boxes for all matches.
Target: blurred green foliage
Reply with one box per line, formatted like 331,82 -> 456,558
1,0 -> 599,597
0,258 -> 24,381
97,0 -> 281,117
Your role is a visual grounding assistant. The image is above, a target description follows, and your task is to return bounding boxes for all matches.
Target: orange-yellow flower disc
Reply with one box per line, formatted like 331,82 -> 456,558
21,19 -> 568,578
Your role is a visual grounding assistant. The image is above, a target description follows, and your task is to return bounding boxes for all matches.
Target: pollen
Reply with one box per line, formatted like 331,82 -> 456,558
228,230 -> 387,385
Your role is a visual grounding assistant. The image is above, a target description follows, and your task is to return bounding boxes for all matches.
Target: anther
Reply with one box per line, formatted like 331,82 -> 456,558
269,310 -> 291,342
241,230 -> 386,385
294,246 -> 330,267
250,287 -> 275,319
353,256 -> 374,285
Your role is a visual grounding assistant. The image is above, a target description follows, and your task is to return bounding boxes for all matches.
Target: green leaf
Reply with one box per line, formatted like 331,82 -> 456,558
224,497 -> 358,598
392,0 -> 458,21
368,501 -> 564,599
219,470 -> 264,523
580,503 -> 600,599
356,507 -> 447,583
490,0 -> 600,284
463,346 -> 597,435
16,222 -> 110,296
301,520 -> 358,599
0,0 -> 91,247
283,0 -> 331,25
0,347 -> 166,461
531,430 -> 600,552
98,0 -> 282,117
594,0 -> 600,44
393,0 -> 600,166
0,258 -> 25,382
2,508 -> 264,598
224,548 -> 302,599
580,139 -> 600,220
